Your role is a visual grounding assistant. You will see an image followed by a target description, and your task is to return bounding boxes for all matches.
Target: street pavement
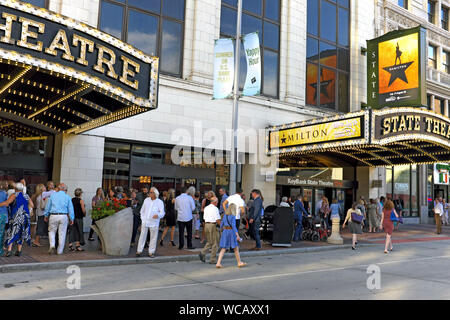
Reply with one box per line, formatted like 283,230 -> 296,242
2,237 -> 450,300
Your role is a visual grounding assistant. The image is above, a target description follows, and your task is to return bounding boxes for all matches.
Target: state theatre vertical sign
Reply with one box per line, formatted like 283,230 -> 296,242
367,26 -> 427,109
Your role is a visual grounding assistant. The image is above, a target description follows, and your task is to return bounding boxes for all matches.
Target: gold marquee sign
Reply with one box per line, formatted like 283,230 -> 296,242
0,0 -> 159,139
268,108 -> 450,167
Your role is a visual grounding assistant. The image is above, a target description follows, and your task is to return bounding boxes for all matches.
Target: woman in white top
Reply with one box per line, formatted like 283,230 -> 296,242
31,184 -> 46,247
136,187 -> 165,258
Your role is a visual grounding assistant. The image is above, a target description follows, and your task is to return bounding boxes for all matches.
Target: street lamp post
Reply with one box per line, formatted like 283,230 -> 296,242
229,0 -> 242,195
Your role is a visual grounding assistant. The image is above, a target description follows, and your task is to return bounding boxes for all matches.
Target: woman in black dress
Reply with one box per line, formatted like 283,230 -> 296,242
69,188 -> 86,251
160,188 -> 176,246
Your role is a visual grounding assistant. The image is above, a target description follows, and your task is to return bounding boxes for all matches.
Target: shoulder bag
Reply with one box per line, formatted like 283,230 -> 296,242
351,211 -> 363,224
390,210 -> 399,222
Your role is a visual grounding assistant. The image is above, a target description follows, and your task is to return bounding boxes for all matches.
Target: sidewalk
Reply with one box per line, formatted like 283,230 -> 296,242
1,223 -> 448,270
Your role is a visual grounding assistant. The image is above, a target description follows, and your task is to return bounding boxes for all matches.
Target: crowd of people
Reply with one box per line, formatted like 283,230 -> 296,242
279,194 -> 408,253
2,178 -> 449,260
0,180 -> 263,267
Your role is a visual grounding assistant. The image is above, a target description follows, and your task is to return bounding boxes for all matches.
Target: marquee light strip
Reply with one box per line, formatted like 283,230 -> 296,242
1,0 -> 159,107
28,85 -> 89,119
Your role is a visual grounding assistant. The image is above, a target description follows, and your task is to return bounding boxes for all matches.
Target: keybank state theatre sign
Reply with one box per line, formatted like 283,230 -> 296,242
0,1 -> 158,138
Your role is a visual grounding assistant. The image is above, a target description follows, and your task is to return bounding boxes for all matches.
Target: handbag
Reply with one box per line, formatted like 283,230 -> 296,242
390,210 -> 399,222
351,211 -> 363,224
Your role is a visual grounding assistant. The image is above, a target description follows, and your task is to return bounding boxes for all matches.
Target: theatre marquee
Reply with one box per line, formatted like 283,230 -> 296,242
0,0 -> 159,139
268,108 -> 450,167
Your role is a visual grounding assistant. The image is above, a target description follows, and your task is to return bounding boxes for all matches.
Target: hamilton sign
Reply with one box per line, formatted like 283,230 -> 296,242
367,26 -> 427,109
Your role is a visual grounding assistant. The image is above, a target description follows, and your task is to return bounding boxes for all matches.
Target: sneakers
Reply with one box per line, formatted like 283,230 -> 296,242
198,253 -> 205,263
48,247 -> 56,255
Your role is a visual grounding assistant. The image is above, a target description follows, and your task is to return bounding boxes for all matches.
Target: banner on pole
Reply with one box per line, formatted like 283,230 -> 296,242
213,38 -> 235,100
243,32 -> 261,96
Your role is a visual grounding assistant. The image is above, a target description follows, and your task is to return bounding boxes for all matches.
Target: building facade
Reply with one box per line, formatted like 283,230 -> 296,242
1,0 -> 449,227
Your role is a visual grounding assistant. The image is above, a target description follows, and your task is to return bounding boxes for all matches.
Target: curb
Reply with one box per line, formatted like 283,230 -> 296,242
0,243 -> 376,273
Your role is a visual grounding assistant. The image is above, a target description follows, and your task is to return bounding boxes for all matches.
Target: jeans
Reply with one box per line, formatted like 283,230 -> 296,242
0,214 -> 7,255
131,214 -> 141,243
293,218 -> 303,241
252,220 -> 261,248
178,219 -> 193,249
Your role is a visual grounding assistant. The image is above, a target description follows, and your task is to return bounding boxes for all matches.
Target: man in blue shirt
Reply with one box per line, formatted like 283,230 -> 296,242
175,186 -> 196,250
293,194 -> 309,241
44,183 -> 74,255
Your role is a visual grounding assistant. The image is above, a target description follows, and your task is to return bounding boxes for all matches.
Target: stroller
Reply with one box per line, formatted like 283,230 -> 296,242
302,214 -> 329,242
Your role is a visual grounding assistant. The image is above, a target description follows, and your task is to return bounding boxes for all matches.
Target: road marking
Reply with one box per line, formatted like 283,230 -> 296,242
40,253 -> 450,300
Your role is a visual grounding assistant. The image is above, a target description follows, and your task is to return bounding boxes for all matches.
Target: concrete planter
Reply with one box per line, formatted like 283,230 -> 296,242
91,207 -> 133,256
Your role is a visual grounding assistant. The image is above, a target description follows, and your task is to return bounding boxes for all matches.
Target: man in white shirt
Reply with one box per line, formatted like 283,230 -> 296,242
434,197 -> 444,235
199,197 -> 221,264
175,186 -> 196,250
136,187 -> 165,258
222,188 -> 245,231
279,197 -> 291,208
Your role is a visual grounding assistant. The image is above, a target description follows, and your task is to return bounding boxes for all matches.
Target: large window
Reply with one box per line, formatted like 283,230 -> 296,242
398,0 -> 408,10
443,50 -> 450,74
103,140 -> 230,194
21,0 -> 48,8
99,0 -> 185,77
220,0 -> 281,98
428,44 -> 437,69
386,165 -> 419,218
428,1 -> 436,24
442,6 -> 449,30
306,0 -> 350,112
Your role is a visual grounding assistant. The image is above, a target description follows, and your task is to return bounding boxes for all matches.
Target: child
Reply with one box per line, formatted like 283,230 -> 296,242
216,204 -> 247,268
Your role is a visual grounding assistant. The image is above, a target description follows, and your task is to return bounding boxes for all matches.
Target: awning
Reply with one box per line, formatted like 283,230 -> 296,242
0,1 -> 159,139
267,108 -> 450,167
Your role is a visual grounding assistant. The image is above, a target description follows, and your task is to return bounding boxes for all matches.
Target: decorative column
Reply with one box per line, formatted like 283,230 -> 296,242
327,218 -> 344,245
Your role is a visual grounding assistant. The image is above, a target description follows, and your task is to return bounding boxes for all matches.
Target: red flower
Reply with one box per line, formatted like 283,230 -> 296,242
106,203 -> 110,207
97,208 -> 101,211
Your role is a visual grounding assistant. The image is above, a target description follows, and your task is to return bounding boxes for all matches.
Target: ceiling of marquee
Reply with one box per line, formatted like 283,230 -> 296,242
0,58 -> 149,139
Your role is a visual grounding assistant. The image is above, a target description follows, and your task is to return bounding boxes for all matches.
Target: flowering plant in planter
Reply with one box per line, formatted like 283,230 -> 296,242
91,198 -> 127,221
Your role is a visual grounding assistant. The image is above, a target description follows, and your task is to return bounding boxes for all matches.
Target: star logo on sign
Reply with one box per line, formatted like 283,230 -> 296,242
310,79 -> 332,100
383,61 -> 414,87
280,134 -> 287,144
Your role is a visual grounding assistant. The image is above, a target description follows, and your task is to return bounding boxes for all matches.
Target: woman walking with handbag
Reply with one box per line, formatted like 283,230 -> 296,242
342,203 -> 363,250
380,200 -> 398,254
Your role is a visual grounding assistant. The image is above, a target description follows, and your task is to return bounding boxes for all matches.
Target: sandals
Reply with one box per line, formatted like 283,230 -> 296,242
76,246 -> 84,252
238,263 -> 247,268
216,264 -> 224,269
32,242 -> 42,247
68,244 -> 75,252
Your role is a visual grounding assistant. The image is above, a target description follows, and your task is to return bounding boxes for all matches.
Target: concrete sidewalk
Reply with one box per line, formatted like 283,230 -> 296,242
1,222 -> 447,272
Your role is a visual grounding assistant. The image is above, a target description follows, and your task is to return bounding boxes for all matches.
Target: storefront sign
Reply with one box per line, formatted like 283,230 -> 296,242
242,32 -> 261,96
367,26 -> 427,109
270,116 -> 363,149
373,109 -> 450,142
434,163 -> 450,185
0,3 -> 157,103
213,38 -> 234,100
277,176 -> 354,189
